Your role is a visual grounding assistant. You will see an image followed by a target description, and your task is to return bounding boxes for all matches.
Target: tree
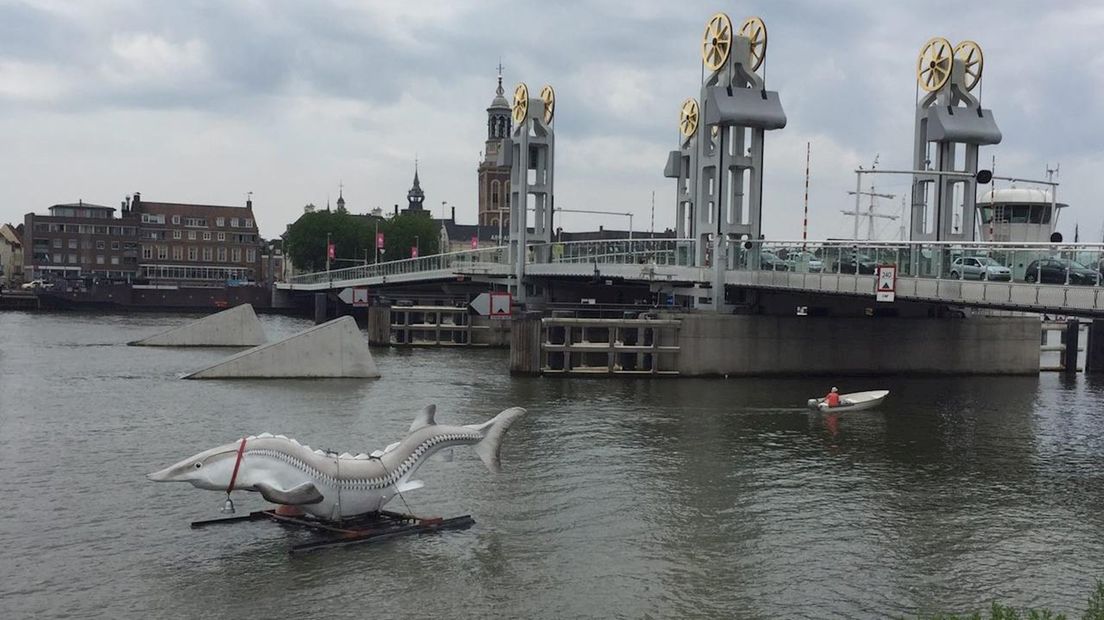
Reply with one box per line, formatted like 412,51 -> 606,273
284,211 -> 376,272
384,214 -> 440,259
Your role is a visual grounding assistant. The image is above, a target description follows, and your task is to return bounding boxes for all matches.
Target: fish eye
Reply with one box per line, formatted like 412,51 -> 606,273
194,462 -> 202,469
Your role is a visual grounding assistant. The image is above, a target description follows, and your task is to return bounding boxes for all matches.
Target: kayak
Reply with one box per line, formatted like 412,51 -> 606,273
806,390 -> 889,412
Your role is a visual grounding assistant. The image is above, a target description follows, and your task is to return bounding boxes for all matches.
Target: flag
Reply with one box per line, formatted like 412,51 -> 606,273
376,232 -> 385,249
471,236 -> 479,250
411,246 -> 419,259
327,241 -> 335,260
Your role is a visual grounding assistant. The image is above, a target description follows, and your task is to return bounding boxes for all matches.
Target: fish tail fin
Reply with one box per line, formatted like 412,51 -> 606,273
468,407 -> 526,473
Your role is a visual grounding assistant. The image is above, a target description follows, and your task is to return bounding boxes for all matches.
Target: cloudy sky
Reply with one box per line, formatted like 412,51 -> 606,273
1,0 -> 1101,242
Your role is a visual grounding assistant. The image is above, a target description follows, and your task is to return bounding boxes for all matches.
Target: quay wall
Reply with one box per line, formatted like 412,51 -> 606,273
669,314 -> 1040,376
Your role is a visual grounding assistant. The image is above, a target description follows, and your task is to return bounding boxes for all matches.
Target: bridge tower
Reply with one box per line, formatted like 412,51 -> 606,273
663,97 -> 700,244
910,38 -> 1001,241
498,82 -> 555,303
677,14 -> 786,308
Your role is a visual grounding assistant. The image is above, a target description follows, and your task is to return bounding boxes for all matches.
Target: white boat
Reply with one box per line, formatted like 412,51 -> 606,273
806,390 -> 889,412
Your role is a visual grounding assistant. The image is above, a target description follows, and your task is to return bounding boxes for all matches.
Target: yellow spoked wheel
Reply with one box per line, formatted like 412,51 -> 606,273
701,12 -> 733,72
512,83 -> 529,124
540,85 -> 555,124
679,98 -> 699,138
954,40 -> 984,91
917,36 -> 953,92
738,16 -> 767,71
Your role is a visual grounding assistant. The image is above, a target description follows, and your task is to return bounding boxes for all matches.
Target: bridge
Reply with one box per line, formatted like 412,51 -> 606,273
279,239 -> 1104,317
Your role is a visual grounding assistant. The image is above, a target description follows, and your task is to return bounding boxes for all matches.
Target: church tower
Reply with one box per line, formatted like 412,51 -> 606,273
404,161 -> 426,215
477,64 -> 512,236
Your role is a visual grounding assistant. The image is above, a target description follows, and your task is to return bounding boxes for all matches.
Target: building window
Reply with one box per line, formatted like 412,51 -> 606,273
202,231 -> 212,241
184,217 -> 207,227
246,248 -> 256,263
111,241 -> 120,250
173,230 -> 181,240
217,247 -> 227,262
53,238 -> 62,249
245,218 -> 253,228
202,247 -> 213,261
231,248 -> 241,263
96,255 -> 105,265
216,217 -> 225,227
172,215 -> 181,225
172,246 -> 183,260
491,180 -> 500,208
54,253 -> 63,263
68,239 -> 78,249
157,246 -> 168,260
217,232 -> 225,241
95,240 -> 105,250
111,256 -> 120,265
188,247 -> 197,261
68,253 -> 77,264
231,218 -> 239,227
188,231 -> 196,241
142,246 -> 153,259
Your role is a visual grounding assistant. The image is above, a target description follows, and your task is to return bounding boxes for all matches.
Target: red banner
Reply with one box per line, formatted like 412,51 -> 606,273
327,241 -> 335,260
411,246 -> 419,259
376,232 -> 385,249
471,236 -> 479,250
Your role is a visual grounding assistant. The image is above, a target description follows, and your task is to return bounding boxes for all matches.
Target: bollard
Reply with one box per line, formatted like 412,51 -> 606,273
313,293 -> 327,325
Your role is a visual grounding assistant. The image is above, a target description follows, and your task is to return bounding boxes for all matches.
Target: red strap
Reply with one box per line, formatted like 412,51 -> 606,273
227,437 -> 247,494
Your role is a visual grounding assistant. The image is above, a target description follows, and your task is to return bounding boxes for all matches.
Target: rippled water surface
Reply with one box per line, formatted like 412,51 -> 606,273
2,311 -> 1103,619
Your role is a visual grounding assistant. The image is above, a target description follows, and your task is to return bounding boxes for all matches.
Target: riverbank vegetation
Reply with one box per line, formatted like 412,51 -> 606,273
920,581 -> 1104,620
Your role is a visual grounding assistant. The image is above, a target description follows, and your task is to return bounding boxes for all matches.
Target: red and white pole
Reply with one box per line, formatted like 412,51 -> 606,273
802,142 -> 810,250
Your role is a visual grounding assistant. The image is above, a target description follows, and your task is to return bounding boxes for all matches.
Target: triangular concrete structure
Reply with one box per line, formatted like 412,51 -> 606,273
182,315 -> 380,379
129,304 -> 267,347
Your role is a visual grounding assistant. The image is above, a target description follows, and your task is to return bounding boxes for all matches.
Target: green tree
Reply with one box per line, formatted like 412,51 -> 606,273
284,210 -> 377,271
383,214 -> 440,259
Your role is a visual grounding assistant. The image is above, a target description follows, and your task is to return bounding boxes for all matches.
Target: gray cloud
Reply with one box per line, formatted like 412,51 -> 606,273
1,0 -> 1100,240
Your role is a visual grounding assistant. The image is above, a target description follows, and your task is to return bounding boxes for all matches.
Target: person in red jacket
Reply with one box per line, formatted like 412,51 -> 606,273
825,387 -> 841,408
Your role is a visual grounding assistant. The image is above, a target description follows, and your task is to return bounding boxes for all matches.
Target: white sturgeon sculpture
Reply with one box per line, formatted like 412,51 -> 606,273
147,405 -> 525,520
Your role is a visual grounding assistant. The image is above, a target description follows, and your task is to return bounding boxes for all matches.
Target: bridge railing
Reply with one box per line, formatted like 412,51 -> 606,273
286,246 -> 510,287
728,239 -> 1104,286
533,238 -> 698,266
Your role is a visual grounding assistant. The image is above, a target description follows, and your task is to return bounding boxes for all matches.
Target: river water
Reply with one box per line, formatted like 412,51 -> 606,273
1,310 -> 1102,619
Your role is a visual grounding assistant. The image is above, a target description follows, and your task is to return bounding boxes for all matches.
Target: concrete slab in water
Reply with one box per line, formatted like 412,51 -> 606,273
182,315 -> 380,379
129,303 -> 267,347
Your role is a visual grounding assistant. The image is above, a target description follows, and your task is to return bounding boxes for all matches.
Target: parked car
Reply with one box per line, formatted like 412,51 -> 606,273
1023,258 -> 1100,285
759,252 -> 790,271
831,252 -> 878,274
20,279 -> 54,290
949,256 -> 1012,281
785,251 -> 823,273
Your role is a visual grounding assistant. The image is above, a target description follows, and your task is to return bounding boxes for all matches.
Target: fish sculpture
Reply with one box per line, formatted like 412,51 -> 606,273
147,405 -> 525,520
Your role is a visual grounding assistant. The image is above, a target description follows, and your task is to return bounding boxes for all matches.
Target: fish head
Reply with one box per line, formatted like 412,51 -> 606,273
147,441 -> 243,491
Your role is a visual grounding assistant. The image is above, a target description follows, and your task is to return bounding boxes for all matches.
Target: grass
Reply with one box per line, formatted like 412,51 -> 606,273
919,580 -> 1104,620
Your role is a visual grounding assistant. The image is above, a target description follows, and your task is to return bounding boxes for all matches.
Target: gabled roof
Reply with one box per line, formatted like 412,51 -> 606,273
0,223 -> 22,247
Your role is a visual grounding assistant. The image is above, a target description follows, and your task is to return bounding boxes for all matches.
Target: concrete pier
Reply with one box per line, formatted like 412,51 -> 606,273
182,315 -> 380,379
129,303 -> 267,347
513,313 -> 1041,377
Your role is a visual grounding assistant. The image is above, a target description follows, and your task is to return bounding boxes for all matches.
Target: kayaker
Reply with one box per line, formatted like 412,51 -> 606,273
825,387 -> 841,408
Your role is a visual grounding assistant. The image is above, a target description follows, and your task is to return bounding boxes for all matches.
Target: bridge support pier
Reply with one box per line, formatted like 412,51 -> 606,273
1087,320 -> 1104,373
313,293 -> 327,325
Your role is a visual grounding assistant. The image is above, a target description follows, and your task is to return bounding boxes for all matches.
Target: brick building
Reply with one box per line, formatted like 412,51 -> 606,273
477,69 -> 512,234
129,193 -> 262,284
22,201 -> 140,281
21,193 -> 263,285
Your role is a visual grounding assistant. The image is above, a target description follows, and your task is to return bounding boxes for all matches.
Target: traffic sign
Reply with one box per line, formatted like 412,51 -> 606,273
490,292 -> 512,319
470,292 -> 491,316
876,265 -> 896,302
338,287 -> 371,306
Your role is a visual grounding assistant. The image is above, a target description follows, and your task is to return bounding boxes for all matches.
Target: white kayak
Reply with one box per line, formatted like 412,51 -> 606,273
806,390 -> 889,412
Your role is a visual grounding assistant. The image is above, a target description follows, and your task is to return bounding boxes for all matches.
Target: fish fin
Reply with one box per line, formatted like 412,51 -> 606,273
395,479 -> 424,493
254,481 -> 324,506
469,407 -> 526,473
382,441 -> 401,454
408,404 -> 437,433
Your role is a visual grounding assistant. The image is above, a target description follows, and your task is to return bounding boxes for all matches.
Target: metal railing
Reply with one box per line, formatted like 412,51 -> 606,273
537,238 -> 698,266
286,246 -> 509,287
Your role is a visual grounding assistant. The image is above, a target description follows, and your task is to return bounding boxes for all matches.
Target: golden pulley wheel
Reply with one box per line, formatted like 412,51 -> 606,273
701,12 -> 733,72
738,16 -> 767,71
917,36 -> 953,92
679,98 -> 699,138
954,40 -> 984,91
512,83 -> 529,124
540,85 -> 555,123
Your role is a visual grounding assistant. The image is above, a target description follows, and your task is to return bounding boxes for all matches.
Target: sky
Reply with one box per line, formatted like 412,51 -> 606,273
1,0 -> 1101,242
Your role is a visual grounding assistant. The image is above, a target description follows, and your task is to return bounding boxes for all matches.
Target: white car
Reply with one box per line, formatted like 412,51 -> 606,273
21,279 -> 54,290
950,256 -> 1012,281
